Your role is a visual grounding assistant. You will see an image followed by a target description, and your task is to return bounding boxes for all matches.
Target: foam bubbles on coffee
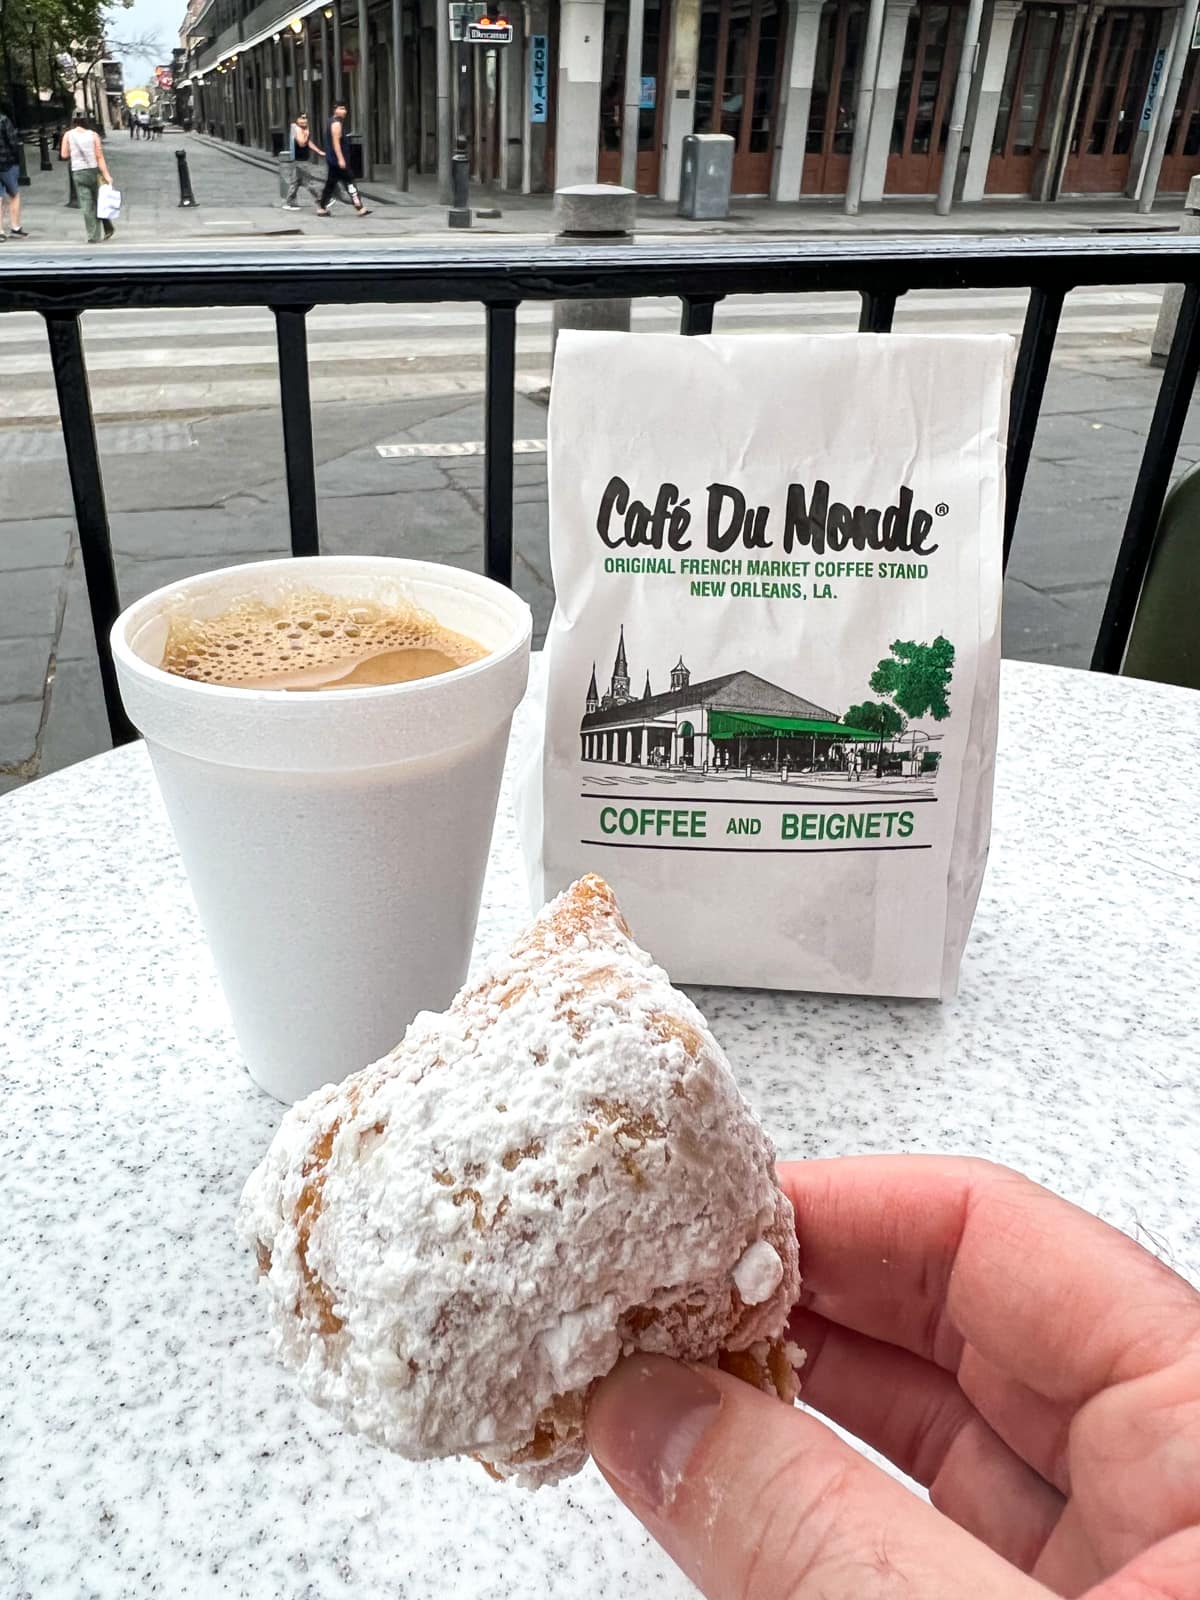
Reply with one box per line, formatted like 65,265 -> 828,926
160,586 -> 487,690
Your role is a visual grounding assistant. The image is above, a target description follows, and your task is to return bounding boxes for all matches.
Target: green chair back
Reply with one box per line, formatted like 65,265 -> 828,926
1123,460 -> 1200,690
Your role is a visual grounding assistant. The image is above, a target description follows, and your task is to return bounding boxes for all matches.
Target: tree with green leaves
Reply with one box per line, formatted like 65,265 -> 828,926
0,0 -> 143,127
843,699 -> 906,779
869,636 -> 956,721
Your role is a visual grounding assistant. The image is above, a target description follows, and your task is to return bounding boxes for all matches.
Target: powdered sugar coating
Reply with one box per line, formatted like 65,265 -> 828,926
240,875 -> 800,1486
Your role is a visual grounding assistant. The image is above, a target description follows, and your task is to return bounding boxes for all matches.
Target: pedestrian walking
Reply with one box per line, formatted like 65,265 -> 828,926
282,113 -> 326,211
61,111 -> 115,244
318,102 -> 371,217
0,102 -> 29,239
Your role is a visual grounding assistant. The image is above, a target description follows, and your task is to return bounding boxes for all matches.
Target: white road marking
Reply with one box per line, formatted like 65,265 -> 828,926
375,437 -> 547,458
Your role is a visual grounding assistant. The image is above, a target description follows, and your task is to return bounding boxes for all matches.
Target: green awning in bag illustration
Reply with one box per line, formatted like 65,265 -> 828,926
707,711 -> 879,742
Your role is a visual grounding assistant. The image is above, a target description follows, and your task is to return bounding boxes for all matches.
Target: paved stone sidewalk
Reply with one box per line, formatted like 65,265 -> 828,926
5,129 -> 1188,251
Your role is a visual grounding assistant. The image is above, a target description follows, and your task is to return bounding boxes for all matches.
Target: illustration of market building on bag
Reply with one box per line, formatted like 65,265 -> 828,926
580,628 -> 945,787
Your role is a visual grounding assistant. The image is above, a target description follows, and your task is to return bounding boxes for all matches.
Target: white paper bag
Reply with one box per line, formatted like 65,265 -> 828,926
517,331 -> 1011,1000
97,183 -> 121,221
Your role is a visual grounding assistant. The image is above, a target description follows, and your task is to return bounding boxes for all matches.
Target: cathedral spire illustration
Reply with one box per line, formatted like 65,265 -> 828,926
585,662 -> 599,715
611,626 -> 630,702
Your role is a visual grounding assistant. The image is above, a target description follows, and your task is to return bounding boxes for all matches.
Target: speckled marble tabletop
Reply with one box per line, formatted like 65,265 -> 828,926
2,658 -> 1198,1599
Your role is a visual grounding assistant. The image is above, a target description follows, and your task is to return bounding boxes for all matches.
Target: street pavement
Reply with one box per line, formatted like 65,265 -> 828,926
1,125 -> 1187,248
2,134 -> 1198,793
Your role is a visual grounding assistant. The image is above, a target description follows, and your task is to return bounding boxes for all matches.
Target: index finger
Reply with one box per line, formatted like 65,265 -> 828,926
778,1155 -> 1200,1406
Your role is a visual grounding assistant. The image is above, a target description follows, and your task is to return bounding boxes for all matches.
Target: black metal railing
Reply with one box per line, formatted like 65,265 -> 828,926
3,235 -> 1199,747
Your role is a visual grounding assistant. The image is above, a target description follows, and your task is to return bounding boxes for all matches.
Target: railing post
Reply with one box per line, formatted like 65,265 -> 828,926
42,312 -> 136,748
1005,285 -> 1065,567
273,306 -> 320,558
858,291 -> 899,332
484,302 -> 518,587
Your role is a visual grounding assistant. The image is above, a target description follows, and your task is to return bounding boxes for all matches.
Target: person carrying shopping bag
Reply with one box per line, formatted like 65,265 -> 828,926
61,111 -> 115,244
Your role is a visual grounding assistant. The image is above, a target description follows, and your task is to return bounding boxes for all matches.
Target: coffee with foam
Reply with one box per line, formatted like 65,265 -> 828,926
159,587 -> 488,691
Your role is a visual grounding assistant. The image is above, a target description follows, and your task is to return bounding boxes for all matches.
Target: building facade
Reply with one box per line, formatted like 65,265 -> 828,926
181,0 -> 1200,205
579,629 -> 880,772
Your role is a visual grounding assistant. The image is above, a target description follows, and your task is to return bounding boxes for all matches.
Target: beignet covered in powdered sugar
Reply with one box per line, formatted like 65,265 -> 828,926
240,874 -> 800,1486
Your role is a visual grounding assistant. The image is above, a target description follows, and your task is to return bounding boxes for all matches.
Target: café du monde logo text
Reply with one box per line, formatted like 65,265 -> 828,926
595,473 -> 948,558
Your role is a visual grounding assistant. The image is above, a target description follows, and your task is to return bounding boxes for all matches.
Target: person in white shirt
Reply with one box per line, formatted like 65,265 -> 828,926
60,111 -> 114,244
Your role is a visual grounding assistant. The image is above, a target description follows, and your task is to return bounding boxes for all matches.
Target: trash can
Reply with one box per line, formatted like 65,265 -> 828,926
278,152 -> 294,198
678,132 -> 734,220
270,126 -> 286,156
347,133 -> 364,179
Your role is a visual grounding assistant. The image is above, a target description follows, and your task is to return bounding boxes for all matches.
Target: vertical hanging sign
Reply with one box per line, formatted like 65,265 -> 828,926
530,33 -> 548,122
1141,47 -> 1167,130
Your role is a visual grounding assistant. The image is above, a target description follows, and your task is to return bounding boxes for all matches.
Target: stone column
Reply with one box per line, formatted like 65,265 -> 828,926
320,11 -> 332,125
960,0 -> 1023,201
621,0 -> 647,189
556,0 -> 604,184
500,7 -> 526,188
392,0 -> 407,186
861,0 -> 916,202
661,0 -> 702,200
524,0 -> 552,192
274,34 -> 285,141
358,0 -> 373,175
771,0 -> 825,201
1126,6 -> 1178,199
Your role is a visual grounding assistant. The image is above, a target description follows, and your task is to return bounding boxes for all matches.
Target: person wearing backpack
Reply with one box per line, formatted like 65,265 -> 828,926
0,103 -> 29,239
60,110 -> 114,244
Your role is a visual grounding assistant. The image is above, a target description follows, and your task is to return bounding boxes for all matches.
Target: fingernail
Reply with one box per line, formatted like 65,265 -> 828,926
587,1355 -> 723,1512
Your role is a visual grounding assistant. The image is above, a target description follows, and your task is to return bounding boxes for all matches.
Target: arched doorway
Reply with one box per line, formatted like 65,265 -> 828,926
678,720 -> 696,766
1063,7 -> 1157,192
803,2 -> 864,193
886,1 -> 965,195
986,4 -> 1064,195
694,0 -> 786,193
597,0 -> 669,192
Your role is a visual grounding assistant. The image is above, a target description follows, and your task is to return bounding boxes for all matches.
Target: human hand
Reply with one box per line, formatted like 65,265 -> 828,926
586,1156 -> 1200,1599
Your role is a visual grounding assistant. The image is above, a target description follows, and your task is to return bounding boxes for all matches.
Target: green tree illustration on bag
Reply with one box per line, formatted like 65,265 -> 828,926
870,636 -> 956,720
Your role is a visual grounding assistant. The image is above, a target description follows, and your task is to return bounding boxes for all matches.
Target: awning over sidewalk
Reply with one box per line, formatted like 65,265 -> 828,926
708,712 -> 879,741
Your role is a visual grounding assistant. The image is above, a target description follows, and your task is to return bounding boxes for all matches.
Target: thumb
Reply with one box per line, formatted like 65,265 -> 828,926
585,1354 -> 1046,1600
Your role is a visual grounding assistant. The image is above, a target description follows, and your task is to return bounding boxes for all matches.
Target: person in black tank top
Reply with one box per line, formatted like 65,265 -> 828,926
318,102 -> 371,216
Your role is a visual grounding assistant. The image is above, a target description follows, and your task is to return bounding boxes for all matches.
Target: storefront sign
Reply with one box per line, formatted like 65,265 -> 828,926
530,32 -> 548,122
466,18 -> 512,43
640,74 -> 656,110
1141,46 -> 1167,129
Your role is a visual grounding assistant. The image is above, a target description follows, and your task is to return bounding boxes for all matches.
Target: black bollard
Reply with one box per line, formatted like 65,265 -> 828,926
18,138 -> 30,187
176,148 -> 197,207
66,164 -> 79,208
448,145 -> 471,230
39,130 -> 52,171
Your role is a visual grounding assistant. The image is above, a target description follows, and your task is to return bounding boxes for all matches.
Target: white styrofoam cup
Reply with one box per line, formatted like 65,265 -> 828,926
112,556 -> 532,1103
